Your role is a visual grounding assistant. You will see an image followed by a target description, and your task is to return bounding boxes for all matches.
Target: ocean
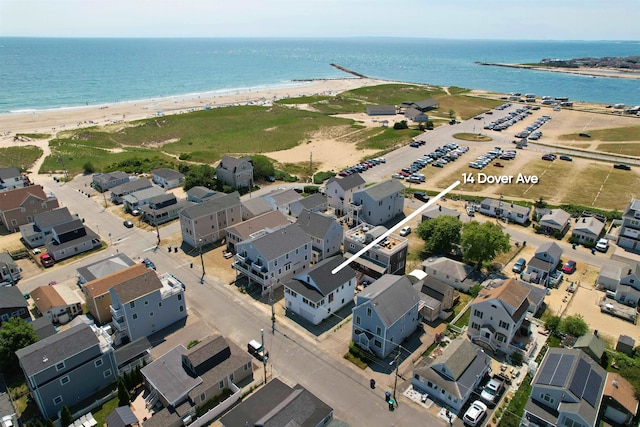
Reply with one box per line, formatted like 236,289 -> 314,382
0,37 -> 638,113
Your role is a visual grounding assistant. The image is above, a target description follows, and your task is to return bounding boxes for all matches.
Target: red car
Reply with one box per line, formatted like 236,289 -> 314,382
562,260 -> 576,274
494,162 -> 504,168
398,171 -> 410,177
40,253 -> 55,268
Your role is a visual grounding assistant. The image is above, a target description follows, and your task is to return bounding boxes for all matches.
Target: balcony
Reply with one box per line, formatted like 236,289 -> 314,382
112,316 -> 128,332
233,260 -> 269,284
110,305 -> 125,320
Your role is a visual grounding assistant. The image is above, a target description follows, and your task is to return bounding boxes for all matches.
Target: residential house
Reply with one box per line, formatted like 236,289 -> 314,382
0,252 -> 21,285
122,186 -> 166,212
105,406 -> 140,427
220,378 -> 333,427
421,256 -> 483,292
343,223 -> 408,279
31,285 -> 82,325
77,253 -> 137,284
524,241 -> 563,285
296,209 -> 343,263
403,98 -> 439,112
404,107 -> 429,122
325,173 -> 366,217
484,278 -> 546,315
185,186 -> 217,203
92,171 -> 129,192
0,286 -> 30,324
365,105 -> 397,116
261,188 -> 303,215
477,198 -> 531,225
0,185 -> 59,233
110,179 -> 153,204
240,196 -> 273,220
82,263 -> 149,325
216,156 -> 253,189
599,258 -> 640,306
618,198 -> 640,252
233,223 -> 312,295
110,270 -> 187,345
572,215 -> 605,244
352,274 -> 422,358
44,219 -> 101,261
113,336 -> 152,375
539,209 -> 571,235
289,193 -> 328,218
16,323 -> 118,419
20,206 -> 77,248
602,373 -> 639,426
179,192 -> 241,247
0,166 -> 25,191
523,348 -> 606,427
225,210 -> 290,253
151,168 -> 185,189
283,256 -> 356,325
467,278 -> 533,356
616,335 -> 635,357
31,316 -> 57,341
412,338 -> 491,412
574,332 -> 606,363
421,205 -> 461,222
143,197 -> 193,226
412,276 -> 455,322
142,335 -> 252,414
351,179 -> 404,226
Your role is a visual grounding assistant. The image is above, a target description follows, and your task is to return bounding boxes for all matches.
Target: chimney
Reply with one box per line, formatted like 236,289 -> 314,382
613,380 -> 619,388
594,330 -> 598,337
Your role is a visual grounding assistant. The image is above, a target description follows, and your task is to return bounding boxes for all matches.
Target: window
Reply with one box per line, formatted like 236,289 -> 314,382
219,380 -> 224,389
541,393 -> 554,404
473,309 -> 483,319
563,417 -> 581,427
367,307 -> 372,317
158,302 -> 162,307
53,396 -> 63,405
499,320 -> 510,330
132,313 -> 138,320
150,312 -> 154,317
103,369 -> 112,378
144,300 -> 149,305
376,327 -> 382,335
180,305 -> 184,312
471,322 -> 480,330
355,316 -> 361,325
374,339 -> 382,348
200,392 -> 206,402
60,376 -> 70,385
55,362 -> 65,371
94,359 -> 103,368
229,373 -> 234,382
130,301 -> 136,308
178,294 -> 182,301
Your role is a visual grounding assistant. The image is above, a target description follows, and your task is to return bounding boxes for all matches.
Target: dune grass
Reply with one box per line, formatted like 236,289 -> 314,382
0,145 -> 43,170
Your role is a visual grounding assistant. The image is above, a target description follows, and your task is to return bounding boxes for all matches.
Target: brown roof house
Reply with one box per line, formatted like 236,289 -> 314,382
82,263 -> 149,325
602,373 -> 639,426
0,185 -> 59,233
31,285 -> 82,325
467,278 -> 534,357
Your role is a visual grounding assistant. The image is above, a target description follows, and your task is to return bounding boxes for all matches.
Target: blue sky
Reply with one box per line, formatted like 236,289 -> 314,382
1,0 -> 638,40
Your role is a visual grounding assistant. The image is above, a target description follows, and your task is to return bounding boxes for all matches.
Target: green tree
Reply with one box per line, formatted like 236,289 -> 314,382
469,284 -> 483,298
250,154 -> 275,181
417,216 -> 462,255
0,317 -> 38,372
560,314 -> 589,337
460,221 -> 511,268
183,164 -> 217,191
82,162 -> 95,174
393,120 -> 408,130
118,378 -> 131,407
544,315 -> 561,333
60,405 -> 73,427
534,197 -> 547,209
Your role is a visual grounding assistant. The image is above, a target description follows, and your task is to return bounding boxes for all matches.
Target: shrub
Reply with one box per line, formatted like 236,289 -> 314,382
303,185 -> 320,194
274,169 -> 297,182
83,162 -> 95,174
178,153 -> 192,160
393,120 -> 409,130
313,171 -> 335,184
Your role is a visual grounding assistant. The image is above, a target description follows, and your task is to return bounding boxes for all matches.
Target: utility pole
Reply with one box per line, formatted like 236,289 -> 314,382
392,347 -> 401,405
261,328 -> 267,385
199,239 -> 205,284
270,287 -> 275,334
309,151 -> 313,182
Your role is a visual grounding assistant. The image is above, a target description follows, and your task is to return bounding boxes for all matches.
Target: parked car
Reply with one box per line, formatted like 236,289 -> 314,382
559,155 -> 573,161
40,253 -> 54,268
463,401 -> 488,426
512,258 -> 526,273
596,238 -> 609,252
142,257 -> 156,270
614,164 -> 631,170
579,132 -> 591,138
123,220 -> 134,228
480,378 -> 503,406
248,340 -> 268,361
414,192 -> 430,203
131,209 -> 141,216
399,226 -> 411,237
541,154 -> 555,161
494,162 -> 504,168
562,260 -> 577,274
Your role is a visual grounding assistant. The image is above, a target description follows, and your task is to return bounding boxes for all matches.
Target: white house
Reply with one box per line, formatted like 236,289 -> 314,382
478,198 -> 531,225
325,174 -> 366,217
296,209 -> 343,263
524,241 -> 563,285
571,216 -> 605,244
151,168 -> 185,189
283,256 -> 356,325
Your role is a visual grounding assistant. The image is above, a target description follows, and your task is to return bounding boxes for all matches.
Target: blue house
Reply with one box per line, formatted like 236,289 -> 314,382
352,274 -> 422,358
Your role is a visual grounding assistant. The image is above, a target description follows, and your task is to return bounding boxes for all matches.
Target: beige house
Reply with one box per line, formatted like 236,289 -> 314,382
179,192 -> 242,247
31,285 -> 82,325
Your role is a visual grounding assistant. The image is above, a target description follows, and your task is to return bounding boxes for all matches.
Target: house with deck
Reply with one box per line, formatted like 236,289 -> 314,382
296,209 -> 343,263
92,171 -> 129,192
421,256 -> 483,292
179,192 -> 241,247
524,241 -> 563,285
44,219 -> 101,261
20,207 -> 78,248
0,185 -> 59,233
325,173 -> 366,217
539,209 -> 571,235
351,179 -> 404,226
0,166 -> 25,191
343,223 -> 408,279
225,210 -> 290,254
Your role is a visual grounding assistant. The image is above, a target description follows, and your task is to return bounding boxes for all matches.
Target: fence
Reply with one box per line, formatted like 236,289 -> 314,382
187,383 -> 242,427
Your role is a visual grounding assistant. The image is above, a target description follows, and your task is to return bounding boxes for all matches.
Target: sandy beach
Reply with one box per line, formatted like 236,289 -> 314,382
477,62 -> 640,80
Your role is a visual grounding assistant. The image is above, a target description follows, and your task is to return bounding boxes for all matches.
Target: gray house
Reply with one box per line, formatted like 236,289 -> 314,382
572,215 -> 605,244
44,219 -> 101,261
412,276 -> 455,322
525,242 -> 563,285
0,166 -> 25,191
296,209 -> 343,263
325,173 -> 366,217
216,156 -> 253,189
412,338 -> 491,412
421,256 -> 483,292
352,274 -> 422,358
16,323 -> 118,419
0,252 -> 21,286
110,179 -> 153,204
539,209 -> 571,235
289,193 -> 328,218
110,270 -> 187,345
421,205 -> 461,222
122,186 -> 166,211
179,192 -> 242,247
77,253 -> 137,284
92,172 -> 129,192
261,188 -> 303,215
405,107 -> 429,122
240,196 -> 273,220
597,258 -> 640,306
20,206 -> 77,248
151,168 -> 185,189
618,199 -> 640,252
365,105 -> 397,116
0,286 -> 29,324
225,210 -> 290,253
186,186 -> 217,203
351,179 -> 405,226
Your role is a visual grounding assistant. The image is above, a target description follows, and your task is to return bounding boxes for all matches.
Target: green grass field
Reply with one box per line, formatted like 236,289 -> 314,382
0,146 -> 43,170
559,126 -> 640,142
595,143 -> 640,157
453,133 -> 492,142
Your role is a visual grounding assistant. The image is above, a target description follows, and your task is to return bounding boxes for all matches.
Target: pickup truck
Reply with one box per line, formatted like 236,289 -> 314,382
248,340 -> 268,361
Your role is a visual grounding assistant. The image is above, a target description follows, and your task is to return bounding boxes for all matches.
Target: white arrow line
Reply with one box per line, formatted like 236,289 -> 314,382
332,180 -> 461,275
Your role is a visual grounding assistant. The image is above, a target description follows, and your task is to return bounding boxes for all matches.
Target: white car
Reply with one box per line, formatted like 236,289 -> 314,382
480,378 -> 503,405
595,238 -> 609,252
463,400 -> 488,426
399,226 -> 411,237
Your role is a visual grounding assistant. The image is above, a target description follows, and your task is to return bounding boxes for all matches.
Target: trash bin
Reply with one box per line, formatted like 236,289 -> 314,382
370,379 -> 376,389
388,399 -> 395,411
385,391 -> 391,402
